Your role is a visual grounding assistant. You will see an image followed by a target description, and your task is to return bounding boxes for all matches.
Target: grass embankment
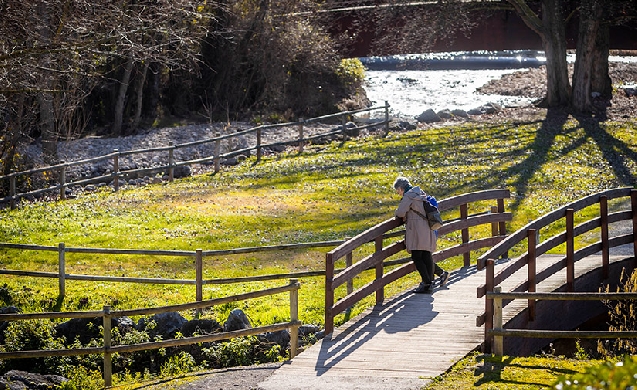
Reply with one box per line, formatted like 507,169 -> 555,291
1,115 -> 636,388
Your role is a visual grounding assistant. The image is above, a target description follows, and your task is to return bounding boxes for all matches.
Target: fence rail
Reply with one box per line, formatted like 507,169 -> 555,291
477,187 -> 637,353
0,280 -> 301,387
324,188 -> 512,334
487,289 -> 637,356
1,104 -> 390,209
0,238 -> 348,300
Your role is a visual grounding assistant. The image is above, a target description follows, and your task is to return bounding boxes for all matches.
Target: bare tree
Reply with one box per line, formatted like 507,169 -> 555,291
0,0 -> 219,171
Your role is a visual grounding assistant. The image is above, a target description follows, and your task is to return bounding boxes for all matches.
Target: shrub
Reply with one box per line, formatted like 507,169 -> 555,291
598,268 -> 637,357
553,355 -> 637,389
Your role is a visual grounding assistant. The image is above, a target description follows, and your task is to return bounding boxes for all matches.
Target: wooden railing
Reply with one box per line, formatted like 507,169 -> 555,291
0,280 -> 301,387
1,104 -> 390,209
477,187 -> 637,353
488,289 -> 637,356
324,189 -> 512,335
0,240 -> 346,300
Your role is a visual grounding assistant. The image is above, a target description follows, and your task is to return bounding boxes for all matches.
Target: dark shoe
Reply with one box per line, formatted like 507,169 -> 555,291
439,271 -> 450,287
414,284 -> 432,294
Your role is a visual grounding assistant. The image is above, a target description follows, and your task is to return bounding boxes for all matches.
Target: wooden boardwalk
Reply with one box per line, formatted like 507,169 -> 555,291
258,254 -> 629,390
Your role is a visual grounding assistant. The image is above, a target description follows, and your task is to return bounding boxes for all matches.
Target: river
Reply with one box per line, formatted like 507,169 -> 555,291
360,50 -> 637,118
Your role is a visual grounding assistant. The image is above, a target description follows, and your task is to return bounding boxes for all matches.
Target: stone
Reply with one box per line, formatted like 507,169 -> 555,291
181,319 -> 223,337
259,329 -> 290,348
415,109 -> 441,123
224,308 -> 252,332
138,312 -> 188,339
437,109 -> 453,119
0,370 -> 67,390
451,109 -> 469,118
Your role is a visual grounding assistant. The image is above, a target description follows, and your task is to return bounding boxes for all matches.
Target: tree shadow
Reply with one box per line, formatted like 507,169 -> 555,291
574,114 -> 637,187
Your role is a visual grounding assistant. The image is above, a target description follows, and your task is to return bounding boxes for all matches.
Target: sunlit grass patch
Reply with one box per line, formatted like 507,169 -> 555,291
0,118 -> 635,330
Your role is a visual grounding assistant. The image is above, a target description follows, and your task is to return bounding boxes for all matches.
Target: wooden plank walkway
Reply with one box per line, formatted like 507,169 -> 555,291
258,254 -> 629,390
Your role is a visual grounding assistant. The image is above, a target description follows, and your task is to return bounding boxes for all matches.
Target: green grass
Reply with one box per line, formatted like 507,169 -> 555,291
424,352 -> 627,389
1,116 -> 637,387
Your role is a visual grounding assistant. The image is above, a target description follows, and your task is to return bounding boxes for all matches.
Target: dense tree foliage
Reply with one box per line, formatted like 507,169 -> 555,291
0,0 -> 364,174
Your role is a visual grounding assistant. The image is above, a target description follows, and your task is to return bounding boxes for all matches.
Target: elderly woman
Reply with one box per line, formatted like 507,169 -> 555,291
394,176 -> 449,294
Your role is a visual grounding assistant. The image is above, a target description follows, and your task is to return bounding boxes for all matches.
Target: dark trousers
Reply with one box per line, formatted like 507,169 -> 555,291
412,250 -> 444,287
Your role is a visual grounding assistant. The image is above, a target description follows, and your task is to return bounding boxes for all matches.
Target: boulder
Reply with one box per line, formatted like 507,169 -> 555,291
259,329 -> 290,348
451,109 -> 469,118
415,109 -> 441,123
0,370 -> 67,390
437,109 -> 453,119
0,306 -> 20,344
224,308 -> 252,332
138,312 -> 188,339
55,316 -> 134,344
181,319 -> 223,337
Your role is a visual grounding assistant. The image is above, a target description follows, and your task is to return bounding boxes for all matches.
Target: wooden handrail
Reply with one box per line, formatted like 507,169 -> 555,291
324,189 -> 512,335
478,188 -> 637,353
488,289 -> 637,356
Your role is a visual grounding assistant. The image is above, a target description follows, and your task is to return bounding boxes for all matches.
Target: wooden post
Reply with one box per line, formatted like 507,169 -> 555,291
528,229 -> 536,321
58,243 -> 66,297
214,133 -> 221,173
59,162 -> 66,200
289,279 -> 299,359
566,208 -> 575,291
256,128 -> 262,162
168,142 -> 174,182
341,113 -> 346,138
461,203 -> 470,267
103,305 -> 112,388
632,189 -> 637,267
384,101 -> 390,136
9,170 -> 16,210
493,286 -> 503,356
325,253 -> 334,336
346,252 -> 353,296
490,206 -> 498,237
113,149 -> 119,192
484,258 -> 495,353
600,196 -> 609,279
375,236 -> 384,305
297,120 -> 304,153
498,197 -> 508,258
196,249 -> 203,318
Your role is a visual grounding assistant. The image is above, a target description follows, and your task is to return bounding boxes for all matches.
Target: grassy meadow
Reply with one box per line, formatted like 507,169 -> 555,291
1,114 -> 637,388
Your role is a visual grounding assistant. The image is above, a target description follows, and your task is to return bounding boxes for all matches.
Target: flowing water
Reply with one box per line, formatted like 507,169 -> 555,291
360,50 -> 637,119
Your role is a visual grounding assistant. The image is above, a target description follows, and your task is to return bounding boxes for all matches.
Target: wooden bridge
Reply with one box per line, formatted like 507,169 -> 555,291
259,188 -> 637,390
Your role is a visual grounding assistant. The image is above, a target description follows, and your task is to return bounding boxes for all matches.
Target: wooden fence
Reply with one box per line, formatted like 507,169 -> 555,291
477,187 -> 637,353
324,188 -> 512,334
1,104 -> 390,209
488,289 -> 637,356
0,240 -> 346,300
0,280 -> 301,388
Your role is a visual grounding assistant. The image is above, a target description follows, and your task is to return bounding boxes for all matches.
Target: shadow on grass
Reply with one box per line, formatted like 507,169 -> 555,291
473,354 -> 580,387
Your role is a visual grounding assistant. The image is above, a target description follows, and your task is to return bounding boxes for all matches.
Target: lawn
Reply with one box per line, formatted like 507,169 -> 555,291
1,115 -> 636,388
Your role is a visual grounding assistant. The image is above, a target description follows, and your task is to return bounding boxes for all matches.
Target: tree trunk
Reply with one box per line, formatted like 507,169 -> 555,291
591,20 -> 611,98
131,61 -> 150,131
572,0 -> 610,113
36,2 -> 58,164
505,0 -> 571,108
541,0 -> 571,107
113,55 -> 135,136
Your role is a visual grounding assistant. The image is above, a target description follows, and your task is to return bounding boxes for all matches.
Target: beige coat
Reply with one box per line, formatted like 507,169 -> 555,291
395,186 -> 437,252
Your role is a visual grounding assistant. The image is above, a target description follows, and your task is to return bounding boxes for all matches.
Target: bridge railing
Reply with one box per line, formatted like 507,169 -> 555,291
487,289 -> 637,356
324,189 -> 512,335
477,187 -> 637,353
